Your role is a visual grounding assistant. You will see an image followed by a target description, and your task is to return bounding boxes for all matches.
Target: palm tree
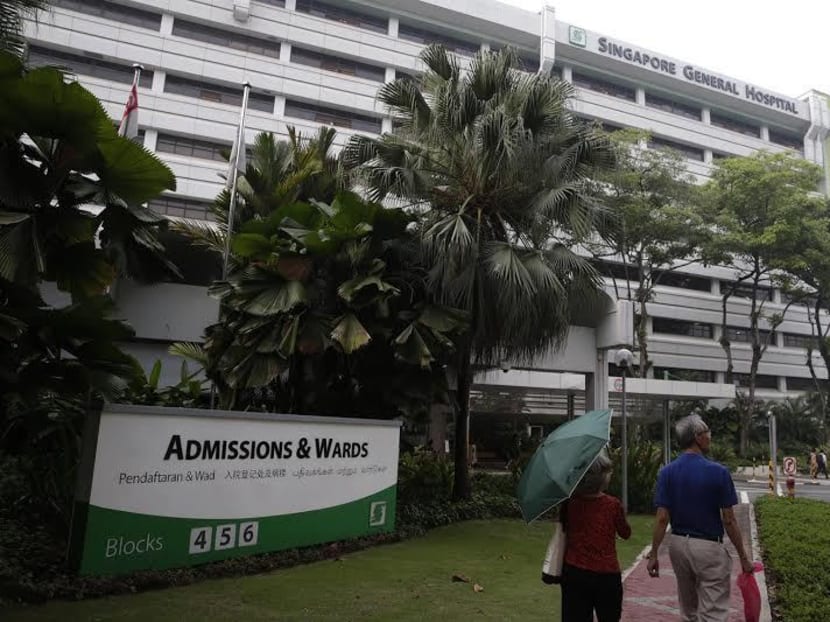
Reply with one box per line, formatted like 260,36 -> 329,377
1,0 -> 47,56
173,126 -> 346,261
345,45 -> 616,499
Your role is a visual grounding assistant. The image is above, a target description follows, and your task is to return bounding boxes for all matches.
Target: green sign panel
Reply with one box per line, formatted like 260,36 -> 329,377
71,406 -> 401,575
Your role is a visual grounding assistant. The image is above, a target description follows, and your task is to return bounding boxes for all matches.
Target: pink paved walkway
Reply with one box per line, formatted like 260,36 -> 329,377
622,505 -> 752,621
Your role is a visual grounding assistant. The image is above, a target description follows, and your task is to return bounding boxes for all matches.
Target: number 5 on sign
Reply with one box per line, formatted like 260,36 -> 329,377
239,521 -> 259,547
189,526 -> 212,554
215,524 -> 236,551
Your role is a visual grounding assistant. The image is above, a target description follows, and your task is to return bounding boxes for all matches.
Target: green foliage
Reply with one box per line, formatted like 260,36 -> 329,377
607,442 -> 664,514
756,496 -> 830,622
397,446 -> 454,505
203,189 -> 465,418
701,152 -> 826,455
586,129 -> 702,376
345,44 -> 615,499
122,358 -> 208,408
0,1 -> 48,57
0,51 -> 177,535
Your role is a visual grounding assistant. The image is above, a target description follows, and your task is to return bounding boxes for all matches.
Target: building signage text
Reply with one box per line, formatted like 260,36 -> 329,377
596,37 -> 799,115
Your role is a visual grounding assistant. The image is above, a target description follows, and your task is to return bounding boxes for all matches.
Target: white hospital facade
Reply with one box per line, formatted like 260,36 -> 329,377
24,0 -> 830,419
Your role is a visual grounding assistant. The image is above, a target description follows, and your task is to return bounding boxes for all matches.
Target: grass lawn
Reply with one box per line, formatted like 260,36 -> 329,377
4,516 -> 652,622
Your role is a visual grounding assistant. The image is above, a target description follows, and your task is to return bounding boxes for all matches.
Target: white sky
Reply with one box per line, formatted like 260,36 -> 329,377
499,0 -> 829,97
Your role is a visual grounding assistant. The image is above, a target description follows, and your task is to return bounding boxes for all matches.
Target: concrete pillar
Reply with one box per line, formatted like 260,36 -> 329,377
585,350 -> 609,411
160,13 -> 174,35
635,87 -> 646,106
428,404 -> 449,453
540,4 -> 556,75
388,17 -> 399,38
151,70 -> 166,94
285,0 -> 296,9
282,42 -> 292,63
274,95 -> 286,117
143,128 -> 159,152
701,107 -> 711,125
385,67 -> 396,83
760,126 -> 770,142
562,66 -> 573,83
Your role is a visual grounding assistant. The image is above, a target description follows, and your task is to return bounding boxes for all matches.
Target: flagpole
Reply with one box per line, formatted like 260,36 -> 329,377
222,81 -> 251,280
211,81 -> 251,409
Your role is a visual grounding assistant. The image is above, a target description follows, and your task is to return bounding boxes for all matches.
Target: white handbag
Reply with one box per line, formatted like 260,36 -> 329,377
541,521 -> 566,585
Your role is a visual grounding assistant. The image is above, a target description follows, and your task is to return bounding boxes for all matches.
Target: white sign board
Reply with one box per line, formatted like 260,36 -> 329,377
783,456 -> 797,476
71,405 -> 401,575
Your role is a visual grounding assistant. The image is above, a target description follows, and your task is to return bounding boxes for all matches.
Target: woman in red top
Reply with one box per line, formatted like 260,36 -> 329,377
560,450 -> 631,622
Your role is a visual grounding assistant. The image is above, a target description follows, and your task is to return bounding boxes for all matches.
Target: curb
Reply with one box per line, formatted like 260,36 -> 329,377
747,499 -> 772,622
621,544 -> 651,583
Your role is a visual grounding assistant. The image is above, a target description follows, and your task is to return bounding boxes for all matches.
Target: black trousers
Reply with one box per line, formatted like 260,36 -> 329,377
561,563 -> 623,622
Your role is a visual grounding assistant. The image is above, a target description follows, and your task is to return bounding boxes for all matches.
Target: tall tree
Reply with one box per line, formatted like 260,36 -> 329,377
772,195 -> 830,432
586,129 -> 702,378
701,151 -> 824,456
344,45 -> 615,499
175,129 -> 466,419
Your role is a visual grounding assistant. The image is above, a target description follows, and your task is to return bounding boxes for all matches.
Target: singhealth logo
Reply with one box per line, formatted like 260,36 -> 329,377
369,501 -> 387,527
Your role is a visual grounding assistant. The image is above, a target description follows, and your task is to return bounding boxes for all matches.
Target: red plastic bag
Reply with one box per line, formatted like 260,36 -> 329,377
736,562 -> 764,622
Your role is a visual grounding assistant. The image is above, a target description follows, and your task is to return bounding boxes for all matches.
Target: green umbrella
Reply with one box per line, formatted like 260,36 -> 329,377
517,409 -> 613,523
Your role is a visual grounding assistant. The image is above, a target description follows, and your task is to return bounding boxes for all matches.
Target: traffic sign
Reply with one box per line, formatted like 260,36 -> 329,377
783,456 -> 797,476
613,377 -> 623,391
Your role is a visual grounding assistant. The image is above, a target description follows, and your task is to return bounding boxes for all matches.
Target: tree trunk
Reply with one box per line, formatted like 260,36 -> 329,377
452,342 -> 472,501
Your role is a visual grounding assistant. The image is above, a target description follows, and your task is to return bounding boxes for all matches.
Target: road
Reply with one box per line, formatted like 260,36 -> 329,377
736,477 -> 830,503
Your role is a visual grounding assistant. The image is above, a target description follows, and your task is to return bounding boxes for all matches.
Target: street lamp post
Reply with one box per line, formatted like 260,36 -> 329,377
615,348 -> 634,514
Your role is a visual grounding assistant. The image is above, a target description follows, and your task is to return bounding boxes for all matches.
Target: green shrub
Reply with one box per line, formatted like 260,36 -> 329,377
756,496 -> 830,622
470,471 -> 516,498
396,447 -> 454,505
608,442 -> 663,514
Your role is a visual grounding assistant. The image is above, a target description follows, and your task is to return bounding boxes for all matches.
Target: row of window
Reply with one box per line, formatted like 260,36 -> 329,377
27,47 -> 384,133
572,69 -> 803,152
28,46 -> 154,87
608,364 -> 822,391
650,317 -> 820,349
54,0 -> 517,66
595,262 -> 774,299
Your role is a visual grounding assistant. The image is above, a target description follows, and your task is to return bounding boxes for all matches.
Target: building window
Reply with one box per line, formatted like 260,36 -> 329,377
591,260 -> 636,282
156,133 -> 229,162
648,136 -> 705,162
295,0 -> 387,34
786,376 -> 826,392
783,333 -> 819,349
551,64 -> 563,79
712,152 -> 734,162
571,71 -> 636,101
644,93 -> 701,121
652,367 -> 716,383
164,75 -> 275,113
768,129 -> 803,153
27,46 -> 154,87
284,100 -> 382,133
52,0 -> 162,29
725,326 -> 772,344
709,112 -> 761,138
256,0 -> 286,7
733,373 -> 779,390
719,281 -> 773,301
398,23 -> 480,56
608,363 -> 640,377
291,47 -> 385,81
652,270 -> 711,292
518,52 -> 540,73
172,19 -> 280,58
149,196 -> 214,220
652,317 -> 713,339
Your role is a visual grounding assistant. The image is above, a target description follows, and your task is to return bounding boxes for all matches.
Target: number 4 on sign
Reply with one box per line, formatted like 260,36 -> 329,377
189,527 -> 212,554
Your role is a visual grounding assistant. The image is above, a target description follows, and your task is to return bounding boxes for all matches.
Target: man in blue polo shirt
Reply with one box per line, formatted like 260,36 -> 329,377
646,414 -> 753,622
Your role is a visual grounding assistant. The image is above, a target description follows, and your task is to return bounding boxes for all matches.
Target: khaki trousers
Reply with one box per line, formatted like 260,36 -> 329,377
668,534 -> 732,622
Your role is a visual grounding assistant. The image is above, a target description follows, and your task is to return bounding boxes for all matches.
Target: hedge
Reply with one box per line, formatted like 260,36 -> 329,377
755,496 -> 830,622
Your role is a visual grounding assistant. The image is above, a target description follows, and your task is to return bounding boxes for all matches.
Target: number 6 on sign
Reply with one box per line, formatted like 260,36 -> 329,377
239,521 -> 259,547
